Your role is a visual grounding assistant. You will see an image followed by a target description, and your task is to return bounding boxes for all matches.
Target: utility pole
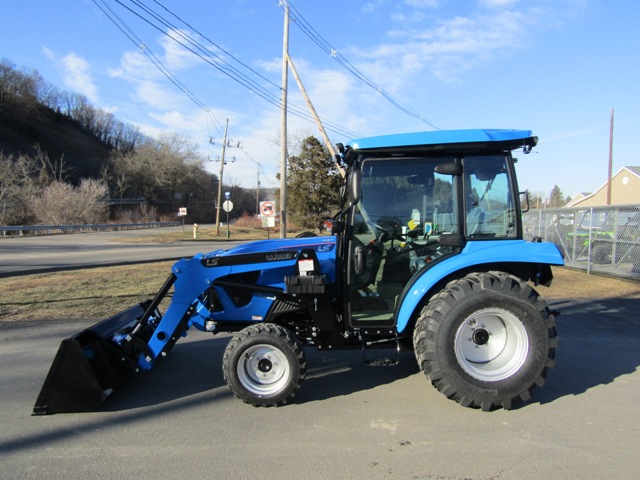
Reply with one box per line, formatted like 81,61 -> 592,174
214,119 -> 238,236
279,1 -> 289,238
256,162 -> 261,215
606,107 -> 614,205
287,53 -> 345,178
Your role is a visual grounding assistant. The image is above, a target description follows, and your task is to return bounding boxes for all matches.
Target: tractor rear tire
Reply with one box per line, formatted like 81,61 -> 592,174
413,272 -> 557,411
223,323 -> 306,407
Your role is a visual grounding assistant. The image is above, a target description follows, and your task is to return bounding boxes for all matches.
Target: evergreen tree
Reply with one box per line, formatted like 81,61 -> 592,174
287,136 -> 342,231
549,185 -> 565,208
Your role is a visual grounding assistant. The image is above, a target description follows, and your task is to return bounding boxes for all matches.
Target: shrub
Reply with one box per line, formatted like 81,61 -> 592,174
30,179 -> 109,224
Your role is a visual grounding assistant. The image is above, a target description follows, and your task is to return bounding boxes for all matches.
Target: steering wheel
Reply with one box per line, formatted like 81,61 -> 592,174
369,218 -> 403,243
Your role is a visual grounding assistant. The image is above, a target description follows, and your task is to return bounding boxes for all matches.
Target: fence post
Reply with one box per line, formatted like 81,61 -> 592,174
587,207 -> 594,274
538,209 -> 542,237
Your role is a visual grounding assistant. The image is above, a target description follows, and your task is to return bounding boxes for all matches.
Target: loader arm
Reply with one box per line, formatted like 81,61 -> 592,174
34,237 -> 335,414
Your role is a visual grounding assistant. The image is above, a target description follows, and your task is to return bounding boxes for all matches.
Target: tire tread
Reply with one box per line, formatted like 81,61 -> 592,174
413,271 -> 558,411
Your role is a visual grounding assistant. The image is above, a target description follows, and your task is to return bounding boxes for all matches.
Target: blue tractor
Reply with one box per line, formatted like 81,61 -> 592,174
34,129 -> 564,414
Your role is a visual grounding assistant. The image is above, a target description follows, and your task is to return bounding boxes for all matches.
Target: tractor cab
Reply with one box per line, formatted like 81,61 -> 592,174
336,129 -> 536,328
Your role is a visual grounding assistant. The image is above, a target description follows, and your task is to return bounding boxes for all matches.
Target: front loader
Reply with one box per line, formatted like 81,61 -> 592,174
34,128 -> 564,415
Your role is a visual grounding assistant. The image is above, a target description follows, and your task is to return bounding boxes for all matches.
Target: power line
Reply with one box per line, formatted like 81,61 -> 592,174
281,0 -> 440,130
102,0 -> 360,139
114,1 -> 279,110
95,0 -> 362,141
93,0 -> 226,138
151,0 -> 281,91
239,144 -> 277,187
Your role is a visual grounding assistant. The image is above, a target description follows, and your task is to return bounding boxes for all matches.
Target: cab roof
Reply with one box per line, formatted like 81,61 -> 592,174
349,129 -> 537,154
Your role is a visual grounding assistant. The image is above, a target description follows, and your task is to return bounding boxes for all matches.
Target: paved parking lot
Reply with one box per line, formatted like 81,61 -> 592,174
1,272 -> 639,479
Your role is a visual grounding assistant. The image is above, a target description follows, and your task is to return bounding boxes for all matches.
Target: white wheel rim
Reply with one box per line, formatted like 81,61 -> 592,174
454,308 -> 529,381
237,344 -> 291,396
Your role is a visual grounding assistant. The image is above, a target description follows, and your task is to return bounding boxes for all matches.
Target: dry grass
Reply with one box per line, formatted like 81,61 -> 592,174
0,263 -> 637,323
546,267 -> 640,302
0,261 -> 174,322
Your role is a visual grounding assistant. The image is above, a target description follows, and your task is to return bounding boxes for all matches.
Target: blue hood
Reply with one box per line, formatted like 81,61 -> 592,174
201,236 -> 338,282
212,236 -> 337,257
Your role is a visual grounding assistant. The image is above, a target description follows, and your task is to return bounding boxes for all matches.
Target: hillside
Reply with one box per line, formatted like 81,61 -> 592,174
0,100 -> 112,183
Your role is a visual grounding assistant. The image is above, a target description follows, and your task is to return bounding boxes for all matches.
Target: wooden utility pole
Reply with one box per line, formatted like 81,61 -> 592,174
606,108 -> 614,205
256,162 -> 260,215
215,119 -> 230,235
279,2 -> 290,238
287,54 -> 345,178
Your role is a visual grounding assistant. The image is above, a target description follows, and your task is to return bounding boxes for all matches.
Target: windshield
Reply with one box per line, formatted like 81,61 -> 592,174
356,157 -> 457,238
353,154 -> 517,240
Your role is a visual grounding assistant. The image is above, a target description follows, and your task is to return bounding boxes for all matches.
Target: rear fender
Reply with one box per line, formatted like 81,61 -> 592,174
395,240 -> 564,333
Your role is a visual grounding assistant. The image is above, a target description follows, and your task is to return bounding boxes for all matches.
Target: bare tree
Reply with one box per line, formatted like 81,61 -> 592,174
111,132 -> 204,204
0,152 -> 41,225
31,144 -> 69,183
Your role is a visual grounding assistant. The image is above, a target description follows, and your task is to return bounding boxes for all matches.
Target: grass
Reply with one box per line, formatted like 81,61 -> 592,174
546,267 -> 640,301
0,224 -> 324,322
0,261 -> 175,322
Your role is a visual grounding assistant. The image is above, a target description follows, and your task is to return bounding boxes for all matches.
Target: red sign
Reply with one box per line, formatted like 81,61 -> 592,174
260,201 -> 275,217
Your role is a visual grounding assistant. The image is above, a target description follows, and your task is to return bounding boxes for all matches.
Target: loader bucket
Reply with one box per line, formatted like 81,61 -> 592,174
33,302 -> 155,415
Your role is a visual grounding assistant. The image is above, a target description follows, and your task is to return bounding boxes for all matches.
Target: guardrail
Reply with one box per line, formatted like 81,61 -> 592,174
0,222 -> 180,237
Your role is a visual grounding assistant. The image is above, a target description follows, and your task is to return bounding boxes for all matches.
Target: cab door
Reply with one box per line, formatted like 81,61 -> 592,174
345,156 -> 458,327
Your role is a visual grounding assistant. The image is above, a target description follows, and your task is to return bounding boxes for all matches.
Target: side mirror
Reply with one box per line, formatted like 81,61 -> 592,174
348,169 -> 361,206
520,191 -> 530,213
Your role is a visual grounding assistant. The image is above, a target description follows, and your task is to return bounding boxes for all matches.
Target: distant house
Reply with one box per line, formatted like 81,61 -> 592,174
567,166 -> 640,207
565,192 -> 591,208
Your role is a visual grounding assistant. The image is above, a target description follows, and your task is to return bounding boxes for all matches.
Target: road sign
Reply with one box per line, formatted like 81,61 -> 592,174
260,201 -> 275,217
261,216 -> 275,228
178,207 -> 187,216
222,200 -> 233,212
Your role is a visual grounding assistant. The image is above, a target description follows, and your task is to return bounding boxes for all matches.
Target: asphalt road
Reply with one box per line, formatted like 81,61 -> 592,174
0,226 -> 242,277
1,228 -> 639,478
1,289 -> 640,478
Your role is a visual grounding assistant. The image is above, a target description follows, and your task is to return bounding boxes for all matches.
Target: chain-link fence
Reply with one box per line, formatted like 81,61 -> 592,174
523,204 -> 640,282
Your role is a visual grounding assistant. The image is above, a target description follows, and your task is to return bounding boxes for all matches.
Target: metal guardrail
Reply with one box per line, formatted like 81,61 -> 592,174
0,222 -> 180,237
523,204 -> 640,282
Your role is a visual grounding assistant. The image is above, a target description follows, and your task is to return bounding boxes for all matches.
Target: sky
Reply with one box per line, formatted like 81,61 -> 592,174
2,0 -> 639,200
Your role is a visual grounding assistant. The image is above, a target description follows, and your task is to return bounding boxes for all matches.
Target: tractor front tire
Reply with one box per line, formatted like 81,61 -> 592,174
223,324 -> 306,407
413,272 -> 557,411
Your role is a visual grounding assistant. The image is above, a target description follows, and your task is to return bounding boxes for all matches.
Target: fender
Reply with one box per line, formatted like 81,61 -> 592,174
396,240 -> 564,333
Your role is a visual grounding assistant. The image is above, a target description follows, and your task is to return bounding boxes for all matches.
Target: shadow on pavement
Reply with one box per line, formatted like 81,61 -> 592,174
104,293 -> 640,412
103,335 -> 419,412
31,292 -> 640,415
4,295 -> 640,456
533,295 -> 640,406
